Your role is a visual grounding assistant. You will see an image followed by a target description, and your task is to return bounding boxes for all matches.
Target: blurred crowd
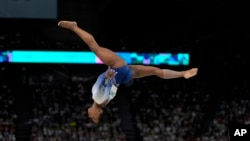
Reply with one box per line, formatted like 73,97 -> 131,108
129,78 -> 249,141
0,76 -> 17,141
0,68 -> 249,141
24,73 -> 126,141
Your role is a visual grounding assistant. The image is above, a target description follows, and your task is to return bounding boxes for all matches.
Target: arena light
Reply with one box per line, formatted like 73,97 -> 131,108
0,50 -> 189,65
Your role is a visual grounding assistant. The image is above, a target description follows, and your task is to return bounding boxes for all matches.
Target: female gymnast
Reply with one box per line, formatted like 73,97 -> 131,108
58,20 -> 198,123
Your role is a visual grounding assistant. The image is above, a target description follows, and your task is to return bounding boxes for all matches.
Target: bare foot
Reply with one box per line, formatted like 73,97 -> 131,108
183,68 -> 198,79
57,20 -> 78,30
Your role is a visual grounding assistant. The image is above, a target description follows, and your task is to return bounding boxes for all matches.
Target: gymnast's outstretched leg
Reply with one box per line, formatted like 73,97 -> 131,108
58,20 -> 126,68
129,65 -> 198,79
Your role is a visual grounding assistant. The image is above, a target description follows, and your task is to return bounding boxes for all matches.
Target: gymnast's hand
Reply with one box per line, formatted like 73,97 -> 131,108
105,68 -> 118,79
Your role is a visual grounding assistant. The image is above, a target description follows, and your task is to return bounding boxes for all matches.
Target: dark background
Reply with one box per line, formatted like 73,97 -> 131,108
1,0 -> 249,86
0,0 -> 249,140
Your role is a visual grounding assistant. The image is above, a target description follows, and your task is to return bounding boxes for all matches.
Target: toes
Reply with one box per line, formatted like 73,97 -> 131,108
57,21 -> 64,26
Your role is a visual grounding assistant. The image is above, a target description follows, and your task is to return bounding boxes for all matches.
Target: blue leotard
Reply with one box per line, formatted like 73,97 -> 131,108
92,65 -> 133,104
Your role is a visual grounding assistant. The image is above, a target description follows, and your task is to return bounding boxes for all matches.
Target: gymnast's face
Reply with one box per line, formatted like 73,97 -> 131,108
88,104 -> 103,123
88,99 -> 109,123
